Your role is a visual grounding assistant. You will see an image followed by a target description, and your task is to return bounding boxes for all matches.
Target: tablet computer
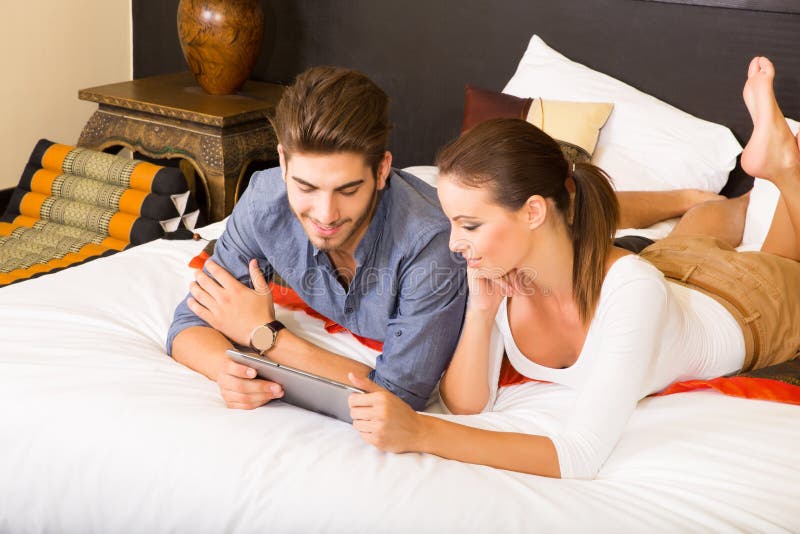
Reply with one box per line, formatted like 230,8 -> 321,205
226,349 -> 365,423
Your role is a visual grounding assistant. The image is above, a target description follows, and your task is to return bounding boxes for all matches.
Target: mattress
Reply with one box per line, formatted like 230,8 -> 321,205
1,217 -> 799,533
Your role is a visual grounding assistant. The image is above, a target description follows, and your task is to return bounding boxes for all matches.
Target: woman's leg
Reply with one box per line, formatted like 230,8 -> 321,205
667,193 -> 749,248
761,197 -> 798,259
740,56 -> 800,261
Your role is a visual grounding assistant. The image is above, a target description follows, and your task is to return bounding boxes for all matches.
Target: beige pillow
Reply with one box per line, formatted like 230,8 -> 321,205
461,86 -> 613,164
526,98 -> 614,162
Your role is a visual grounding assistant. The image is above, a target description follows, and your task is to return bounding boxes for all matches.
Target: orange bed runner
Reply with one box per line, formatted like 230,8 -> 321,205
191,247 -> 799,405
656,376 -> 800,404
499,355 -> 800,405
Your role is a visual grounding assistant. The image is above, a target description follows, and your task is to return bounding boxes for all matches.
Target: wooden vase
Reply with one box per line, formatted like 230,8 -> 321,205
177,0 -> 264,95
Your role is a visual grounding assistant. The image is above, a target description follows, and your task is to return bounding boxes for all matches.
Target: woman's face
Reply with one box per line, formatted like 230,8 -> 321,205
437,173 -> 535,278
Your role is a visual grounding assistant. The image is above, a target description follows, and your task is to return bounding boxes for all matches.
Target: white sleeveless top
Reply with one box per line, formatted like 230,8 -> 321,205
492,254 -> 744,479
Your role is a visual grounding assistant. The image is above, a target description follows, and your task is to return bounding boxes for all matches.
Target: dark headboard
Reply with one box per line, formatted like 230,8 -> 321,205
133,0 -> 800,196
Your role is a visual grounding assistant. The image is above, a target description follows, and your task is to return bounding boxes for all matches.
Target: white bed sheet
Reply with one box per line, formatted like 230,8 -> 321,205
1,220 -> 799,533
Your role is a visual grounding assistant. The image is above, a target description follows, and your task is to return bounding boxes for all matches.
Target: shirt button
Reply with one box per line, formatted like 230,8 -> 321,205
345,306 -> 353,314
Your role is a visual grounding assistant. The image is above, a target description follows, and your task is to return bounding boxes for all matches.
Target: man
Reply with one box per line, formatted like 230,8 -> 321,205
167,66 -> 467,411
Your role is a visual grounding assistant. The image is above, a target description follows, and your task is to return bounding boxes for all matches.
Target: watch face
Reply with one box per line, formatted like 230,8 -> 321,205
251,325 -> 274,352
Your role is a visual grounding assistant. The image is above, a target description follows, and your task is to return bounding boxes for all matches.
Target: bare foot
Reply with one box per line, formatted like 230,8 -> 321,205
740,57 -> 800,184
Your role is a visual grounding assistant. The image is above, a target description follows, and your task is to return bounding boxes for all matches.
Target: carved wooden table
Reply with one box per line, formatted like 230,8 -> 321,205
78,72 -> 284,222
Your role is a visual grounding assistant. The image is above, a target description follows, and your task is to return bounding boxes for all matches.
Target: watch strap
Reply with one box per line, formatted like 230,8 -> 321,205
266,320 -> 286,334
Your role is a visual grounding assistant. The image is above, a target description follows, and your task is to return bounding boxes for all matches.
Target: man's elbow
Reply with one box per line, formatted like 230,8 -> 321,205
170,328 -> 192,365
170,326 -> 226,373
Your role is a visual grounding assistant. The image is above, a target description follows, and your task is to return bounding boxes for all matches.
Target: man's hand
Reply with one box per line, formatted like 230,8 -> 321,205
217,358 -> 284,409
187,258 -> 275,346
348,373 -> 425,453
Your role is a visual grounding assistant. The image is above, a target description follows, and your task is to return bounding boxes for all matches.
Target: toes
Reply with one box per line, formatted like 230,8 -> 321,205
748,56 -> 760,78
757,56 -> 775,78
748,56 -> 776,79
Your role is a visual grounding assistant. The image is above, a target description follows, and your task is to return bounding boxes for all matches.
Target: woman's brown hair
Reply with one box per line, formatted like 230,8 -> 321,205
270,66 -> 391,176
436,118 -> 619,322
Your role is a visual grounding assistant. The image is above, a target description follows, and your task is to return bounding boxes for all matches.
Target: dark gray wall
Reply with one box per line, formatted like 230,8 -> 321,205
133,0 -> 800,184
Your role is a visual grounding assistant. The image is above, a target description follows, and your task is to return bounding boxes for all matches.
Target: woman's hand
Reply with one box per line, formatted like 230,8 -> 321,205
466,267 -> 520,315
348,373 -> 425,453
187,258 -> 275,346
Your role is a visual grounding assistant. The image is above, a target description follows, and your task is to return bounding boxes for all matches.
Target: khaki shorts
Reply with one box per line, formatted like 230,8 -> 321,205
639,235 -> 800,372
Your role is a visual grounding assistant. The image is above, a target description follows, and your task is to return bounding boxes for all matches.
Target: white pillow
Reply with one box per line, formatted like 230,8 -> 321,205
403,165 -> 439,188
738,117 -> 800,251
503,35 -> 743,193
404,117 -> 797,250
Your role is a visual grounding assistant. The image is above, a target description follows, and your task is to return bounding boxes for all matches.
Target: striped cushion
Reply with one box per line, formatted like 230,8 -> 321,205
4,190 -> 163,245
19,165 -> 181,220
29,139 -> 187,194
0,139 -> 197,287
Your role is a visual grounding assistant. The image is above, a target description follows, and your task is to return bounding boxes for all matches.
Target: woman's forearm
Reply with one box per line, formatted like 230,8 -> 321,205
439,309 -> 496,414
415,414 -> 561,478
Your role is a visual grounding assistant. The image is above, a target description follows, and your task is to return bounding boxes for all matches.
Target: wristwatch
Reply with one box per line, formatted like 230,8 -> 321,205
248,320 -> 286,355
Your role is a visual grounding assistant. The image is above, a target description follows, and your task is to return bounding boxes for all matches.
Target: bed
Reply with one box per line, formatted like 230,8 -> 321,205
4,3 -> 800,532
1,206 -> 799,532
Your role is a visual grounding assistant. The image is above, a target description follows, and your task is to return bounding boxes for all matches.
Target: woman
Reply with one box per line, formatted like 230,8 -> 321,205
347,57 -> 800,479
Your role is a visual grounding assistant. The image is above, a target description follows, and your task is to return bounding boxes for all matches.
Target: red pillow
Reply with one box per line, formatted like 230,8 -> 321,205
461,85 -> 532,133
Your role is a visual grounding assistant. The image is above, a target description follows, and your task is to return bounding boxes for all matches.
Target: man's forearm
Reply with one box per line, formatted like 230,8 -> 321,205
616,190 -> 687,229
171,324 -> 373,385
172,326 -> 235,381
616,189 -> 723,229
267,329 -> 373,385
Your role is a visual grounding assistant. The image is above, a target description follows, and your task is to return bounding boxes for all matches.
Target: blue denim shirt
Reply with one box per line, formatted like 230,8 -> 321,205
166,167 -> 467,410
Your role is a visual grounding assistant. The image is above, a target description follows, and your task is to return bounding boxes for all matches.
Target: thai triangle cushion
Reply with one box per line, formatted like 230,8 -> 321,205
0,140 -> 196,287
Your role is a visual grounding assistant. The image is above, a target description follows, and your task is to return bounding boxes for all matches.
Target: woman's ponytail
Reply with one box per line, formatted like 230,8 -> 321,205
569,162 -> 619,322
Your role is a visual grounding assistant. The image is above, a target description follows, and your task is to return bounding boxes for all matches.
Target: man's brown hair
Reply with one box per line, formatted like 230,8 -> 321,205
270,66 -> 391,175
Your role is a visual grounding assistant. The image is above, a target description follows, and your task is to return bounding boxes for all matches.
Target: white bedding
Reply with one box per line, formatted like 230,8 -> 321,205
1,219 -> 799,533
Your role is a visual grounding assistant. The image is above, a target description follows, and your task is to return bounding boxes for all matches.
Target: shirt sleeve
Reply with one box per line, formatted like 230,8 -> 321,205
550,275 -> 668,480
368,230 -> 468,411
165,183 -> 274,356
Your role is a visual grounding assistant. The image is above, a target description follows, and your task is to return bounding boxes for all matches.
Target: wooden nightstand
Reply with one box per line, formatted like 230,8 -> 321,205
78,72 -> 285,222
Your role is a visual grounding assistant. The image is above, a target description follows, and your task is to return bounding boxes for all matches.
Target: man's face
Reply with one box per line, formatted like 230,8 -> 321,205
279,147 -> 390,253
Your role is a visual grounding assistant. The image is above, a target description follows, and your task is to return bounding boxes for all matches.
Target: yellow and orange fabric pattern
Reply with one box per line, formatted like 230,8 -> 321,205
0,140 -> 194,287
